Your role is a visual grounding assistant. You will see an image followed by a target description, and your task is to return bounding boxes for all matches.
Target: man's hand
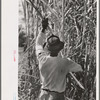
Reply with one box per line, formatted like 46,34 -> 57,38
42,17 -> 48,33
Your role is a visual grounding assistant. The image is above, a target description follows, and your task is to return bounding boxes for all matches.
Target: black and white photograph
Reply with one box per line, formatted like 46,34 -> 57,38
18,0 -> 97,100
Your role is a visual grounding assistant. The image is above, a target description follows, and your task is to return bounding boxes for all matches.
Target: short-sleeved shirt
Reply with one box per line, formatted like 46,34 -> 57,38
36,32 -> 82,93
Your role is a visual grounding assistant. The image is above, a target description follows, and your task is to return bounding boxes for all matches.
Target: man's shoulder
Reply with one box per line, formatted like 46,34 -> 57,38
37,52 -> 49,65
49,57 -> 71,63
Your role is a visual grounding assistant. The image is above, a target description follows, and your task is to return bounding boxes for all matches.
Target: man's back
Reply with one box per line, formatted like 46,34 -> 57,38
39,56 -> 82,92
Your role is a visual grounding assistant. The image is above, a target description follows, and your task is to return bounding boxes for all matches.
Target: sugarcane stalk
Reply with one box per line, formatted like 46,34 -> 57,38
69,72 -> 85,90
61,0 -> 85,90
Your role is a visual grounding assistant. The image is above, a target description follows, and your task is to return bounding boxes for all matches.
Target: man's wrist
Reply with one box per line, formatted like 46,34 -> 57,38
41,30 -> 46,37
42,28 -> 47,33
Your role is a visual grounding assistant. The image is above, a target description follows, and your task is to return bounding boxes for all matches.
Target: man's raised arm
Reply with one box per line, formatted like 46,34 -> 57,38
36,18 -> 48,56
36,31 -> 46,56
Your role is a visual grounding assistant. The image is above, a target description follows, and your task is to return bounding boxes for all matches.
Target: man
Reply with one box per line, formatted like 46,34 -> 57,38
35,18 -> 82,100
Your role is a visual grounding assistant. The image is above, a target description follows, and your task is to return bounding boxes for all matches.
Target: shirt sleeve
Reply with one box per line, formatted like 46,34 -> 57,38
36,32 -> 46,56
35,31 -> 48,66
68,58 -> 83,72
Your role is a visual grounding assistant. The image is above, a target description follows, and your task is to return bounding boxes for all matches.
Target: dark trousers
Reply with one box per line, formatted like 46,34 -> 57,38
38,89 -> 65,100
